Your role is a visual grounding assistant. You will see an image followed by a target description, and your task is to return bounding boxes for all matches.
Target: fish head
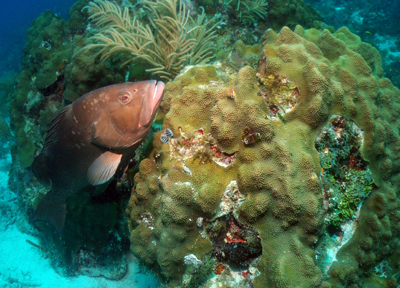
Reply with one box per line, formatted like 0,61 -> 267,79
92,80 -> 165,148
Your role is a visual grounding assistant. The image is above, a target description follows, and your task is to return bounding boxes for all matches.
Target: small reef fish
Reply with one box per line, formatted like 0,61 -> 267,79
31,80 -> 165,234
56,60 -> 68,76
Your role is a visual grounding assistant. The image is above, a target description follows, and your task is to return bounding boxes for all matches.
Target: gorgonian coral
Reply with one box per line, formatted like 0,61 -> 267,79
81,0 -> 220,80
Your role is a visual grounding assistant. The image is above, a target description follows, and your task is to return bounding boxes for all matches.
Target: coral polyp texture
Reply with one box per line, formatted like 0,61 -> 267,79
127,25 -> 400,287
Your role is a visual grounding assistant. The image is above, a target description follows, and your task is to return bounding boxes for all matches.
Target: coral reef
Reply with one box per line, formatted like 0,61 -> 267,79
127,24 -> 400,287
253,25 -> 400,287
6,0 -> 323,170
267,0 -> 321,30
21,10 -> 71,91
8,8 -> 71,168
6,0 -> 400,285
315,115 -> 375,227
0,72 -> 17,116
307,0 -> 400,37
81,0 -> 220,80
306,0 -> 400,88
224,0 -> 269,25
224,40 -> 263,71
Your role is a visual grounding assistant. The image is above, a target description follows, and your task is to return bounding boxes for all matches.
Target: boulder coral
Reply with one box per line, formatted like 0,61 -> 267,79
127,25 -> 400,287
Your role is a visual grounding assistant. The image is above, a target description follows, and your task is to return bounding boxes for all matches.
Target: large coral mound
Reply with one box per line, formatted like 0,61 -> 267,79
258,25 -> 400,287
128,25 -> 400,287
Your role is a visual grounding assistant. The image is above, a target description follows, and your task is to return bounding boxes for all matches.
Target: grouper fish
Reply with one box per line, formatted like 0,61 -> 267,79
31,80 -> 165,234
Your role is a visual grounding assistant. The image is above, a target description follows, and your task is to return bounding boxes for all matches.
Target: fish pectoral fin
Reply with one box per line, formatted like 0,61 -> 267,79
31,191 -> 66,235
87,151 -> 122,185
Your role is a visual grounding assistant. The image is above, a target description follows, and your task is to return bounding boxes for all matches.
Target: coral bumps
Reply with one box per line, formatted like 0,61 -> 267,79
128,26 -> 400,287
263,25 -> 400,286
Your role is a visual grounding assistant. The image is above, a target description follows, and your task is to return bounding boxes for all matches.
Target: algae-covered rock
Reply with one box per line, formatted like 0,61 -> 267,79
23,10 -> 71,90
0,117 -> 12,141
268,0 -> 321,30
128,25 -> 400,287
62,34 -> 125,102
15,126 -> 36,168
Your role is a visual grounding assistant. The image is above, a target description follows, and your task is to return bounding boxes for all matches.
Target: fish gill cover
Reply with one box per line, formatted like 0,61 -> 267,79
2,0 -> 400,287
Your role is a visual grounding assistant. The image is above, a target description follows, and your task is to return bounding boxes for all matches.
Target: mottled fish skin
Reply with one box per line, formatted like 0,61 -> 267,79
31,80 -> 165,234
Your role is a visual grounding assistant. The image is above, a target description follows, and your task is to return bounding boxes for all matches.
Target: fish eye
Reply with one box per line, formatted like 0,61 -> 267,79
118,93 -> 131,104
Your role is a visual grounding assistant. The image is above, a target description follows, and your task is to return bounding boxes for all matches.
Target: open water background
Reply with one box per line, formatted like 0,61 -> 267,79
0,0 -> 76,77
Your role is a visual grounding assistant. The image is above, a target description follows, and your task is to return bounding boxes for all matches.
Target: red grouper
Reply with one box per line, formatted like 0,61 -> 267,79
31,80 -> 165,234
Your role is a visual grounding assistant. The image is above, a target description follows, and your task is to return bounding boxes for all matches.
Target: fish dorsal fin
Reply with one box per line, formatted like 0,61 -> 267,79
87,151 -> 122,185
31,105 -> 70,188
42,105 -> 70,152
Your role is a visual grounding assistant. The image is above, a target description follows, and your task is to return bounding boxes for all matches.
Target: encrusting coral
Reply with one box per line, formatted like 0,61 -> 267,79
81,0 -> 220,80
127,25 -> 400,287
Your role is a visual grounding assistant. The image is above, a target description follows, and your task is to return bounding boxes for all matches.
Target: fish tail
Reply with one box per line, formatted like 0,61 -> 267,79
31,191 -> 66,235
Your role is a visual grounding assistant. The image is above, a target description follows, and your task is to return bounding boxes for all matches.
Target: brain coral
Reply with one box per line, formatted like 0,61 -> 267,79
127,25 -> 400,287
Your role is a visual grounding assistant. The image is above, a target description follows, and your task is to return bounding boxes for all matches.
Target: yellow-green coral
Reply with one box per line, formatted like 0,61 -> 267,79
128,25 -> 400,287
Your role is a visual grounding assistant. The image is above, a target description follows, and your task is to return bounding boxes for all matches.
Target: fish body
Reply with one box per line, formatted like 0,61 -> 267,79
31,80 -> 165,233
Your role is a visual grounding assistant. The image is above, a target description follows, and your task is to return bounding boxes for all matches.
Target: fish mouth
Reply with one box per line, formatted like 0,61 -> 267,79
139,80 -> 165,127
